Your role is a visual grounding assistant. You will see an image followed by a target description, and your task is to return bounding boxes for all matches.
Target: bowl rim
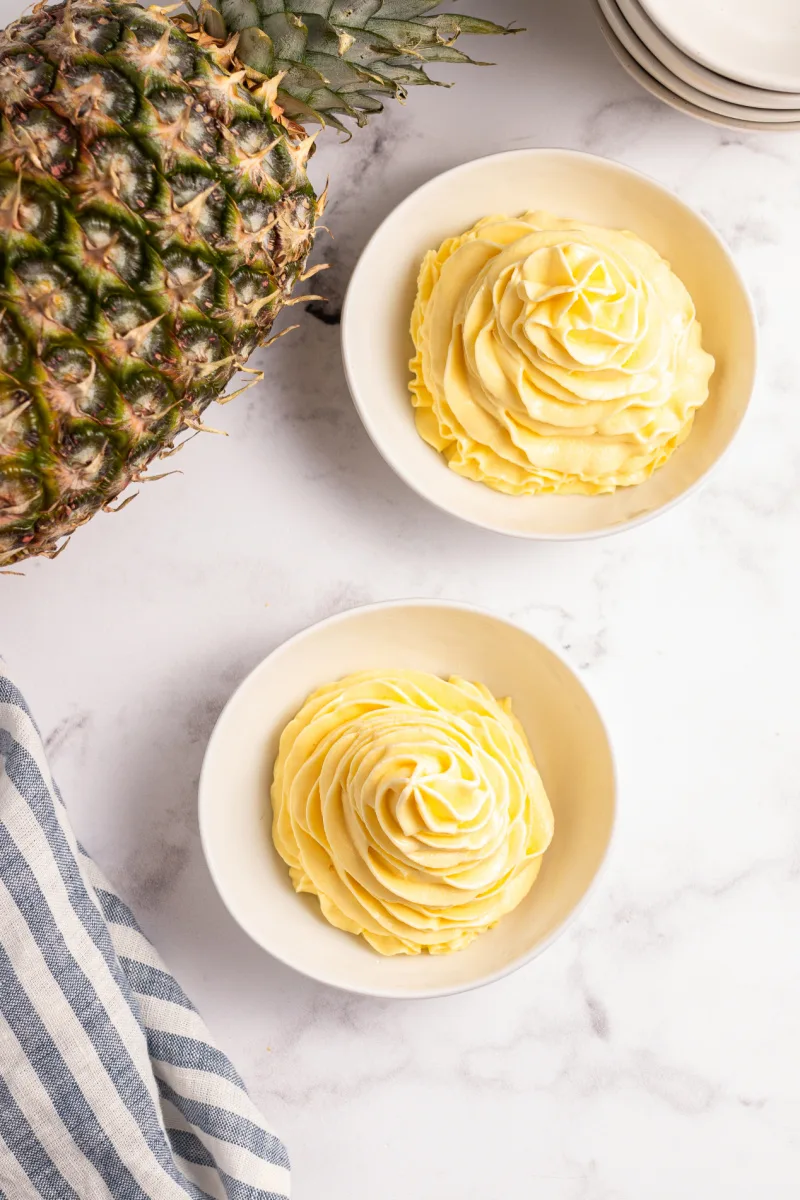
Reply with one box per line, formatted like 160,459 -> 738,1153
594,0 -> 800,130
598,0 -> 800,120
198,597 -> 619,999
341,146 -> 758,542
615,0 -> 800,108
637,0 -> 800,94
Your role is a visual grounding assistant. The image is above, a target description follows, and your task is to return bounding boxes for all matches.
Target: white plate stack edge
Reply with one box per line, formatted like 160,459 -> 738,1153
594,0 -> 800,130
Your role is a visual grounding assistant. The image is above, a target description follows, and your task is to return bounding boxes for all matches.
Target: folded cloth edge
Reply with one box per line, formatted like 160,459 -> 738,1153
0,667 -> 290,1200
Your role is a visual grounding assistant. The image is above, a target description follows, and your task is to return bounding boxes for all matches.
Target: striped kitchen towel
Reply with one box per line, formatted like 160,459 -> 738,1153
0,668 -> 290,1200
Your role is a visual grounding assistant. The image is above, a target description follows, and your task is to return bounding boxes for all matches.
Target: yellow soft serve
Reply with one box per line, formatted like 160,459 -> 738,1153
409,211 -> 715,494
271,670 -> 554,956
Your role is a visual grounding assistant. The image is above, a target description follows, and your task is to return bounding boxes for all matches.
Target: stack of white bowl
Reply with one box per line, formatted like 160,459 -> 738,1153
594,0 -> 800,130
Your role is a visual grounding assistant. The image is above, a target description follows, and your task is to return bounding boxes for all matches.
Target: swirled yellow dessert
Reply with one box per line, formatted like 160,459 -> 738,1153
271,670 -> 554,956
409,211 -> 715,494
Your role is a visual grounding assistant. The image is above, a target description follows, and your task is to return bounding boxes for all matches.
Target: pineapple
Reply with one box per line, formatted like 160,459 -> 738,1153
0,1 -> 514,568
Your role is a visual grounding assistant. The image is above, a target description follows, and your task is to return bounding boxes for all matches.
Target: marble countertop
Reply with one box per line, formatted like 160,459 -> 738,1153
2,0 -> 799,1195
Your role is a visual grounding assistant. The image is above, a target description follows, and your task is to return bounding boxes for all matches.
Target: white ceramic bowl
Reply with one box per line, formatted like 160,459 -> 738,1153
342,148 -> 757,540
600,0 -> 800,122
639,0 -> 800,93
617,0 -> 800,110
198,601 -> 617,999
596,1 -> 800,131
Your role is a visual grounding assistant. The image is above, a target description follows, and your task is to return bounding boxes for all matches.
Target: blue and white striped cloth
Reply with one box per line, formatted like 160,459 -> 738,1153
0,669 -> 290,1199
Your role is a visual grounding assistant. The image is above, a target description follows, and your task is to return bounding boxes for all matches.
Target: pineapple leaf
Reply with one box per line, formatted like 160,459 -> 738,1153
315,87 -> 384,115
279,89 -> 352,135
298,13 -> 352,56
198,1 -> 228,39
329,2 -> 382,28
279,59 -> 331,93
345,93 -> 384,112
372,1 -> 444,15
419,14 -> 519,36
328,26 -> 408,65
302,12 -> 357,57
287,0 -> 334,14
306,83 -> 367,122
236,25 -> 276,74
409,43 -> 481,64
219,0 -> 261,32
304,50 -> 389,91
261,12 -> 309,58
204,0 -> 520,133
376,60 -> 446,86
364,17 -> 449,48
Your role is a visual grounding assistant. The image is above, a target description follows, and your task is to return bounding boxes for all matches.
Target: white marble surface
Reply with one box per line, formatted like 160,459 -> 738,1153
2,0 -> 800,1195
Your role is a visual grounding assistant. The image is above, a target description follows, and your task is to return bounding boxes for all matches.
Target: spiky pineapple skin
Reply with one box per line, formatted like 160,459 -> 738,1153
0,0 -> 317,567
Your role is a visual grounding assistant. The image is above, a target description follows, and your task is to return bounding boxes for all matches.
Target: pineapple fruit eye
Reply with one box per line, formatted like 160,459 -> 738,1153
161,246 -> 217,313
237,194 -> 272,233
125,371 -> 174,417
53,429 -> 115,493
43,346 -> 96,388
122,372 -> 182,455
12,259 -> 91,336
58,65 -> 138,125
0,311 -> 26,373
150,90 -> 189,122
72,16 -> 122,55
99,292 -> 169,368
124,18 -> 197,81
148,87 -> 218,160
77,214 -> 146,285
167,170 -> 227,242
0,386 -> 34,455
20,193 -> 59,241
0,50 -> 54,107
176,321 -> 228,363
231,266 -> 274,301
0,470 -> 40,526
227,118 -> 283,194
230,119 -> 274,156
170,171 -> 214,206
0,176 -> 60,242
2,107 -> 77,177
103,294 -> 153,333
41,345 -> 119,421
84,136 -> 157,211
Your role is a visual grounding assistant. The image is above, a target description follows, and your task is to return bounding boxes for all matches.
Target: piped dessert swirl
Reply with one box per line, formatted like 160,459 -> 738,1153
410,210 -> 715,494
271,670 -> 554,955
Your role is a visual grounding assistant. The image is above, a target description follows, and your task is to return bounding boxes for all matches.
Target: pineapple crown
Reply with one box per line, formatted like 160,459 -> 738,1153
175,1 -> 520,134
